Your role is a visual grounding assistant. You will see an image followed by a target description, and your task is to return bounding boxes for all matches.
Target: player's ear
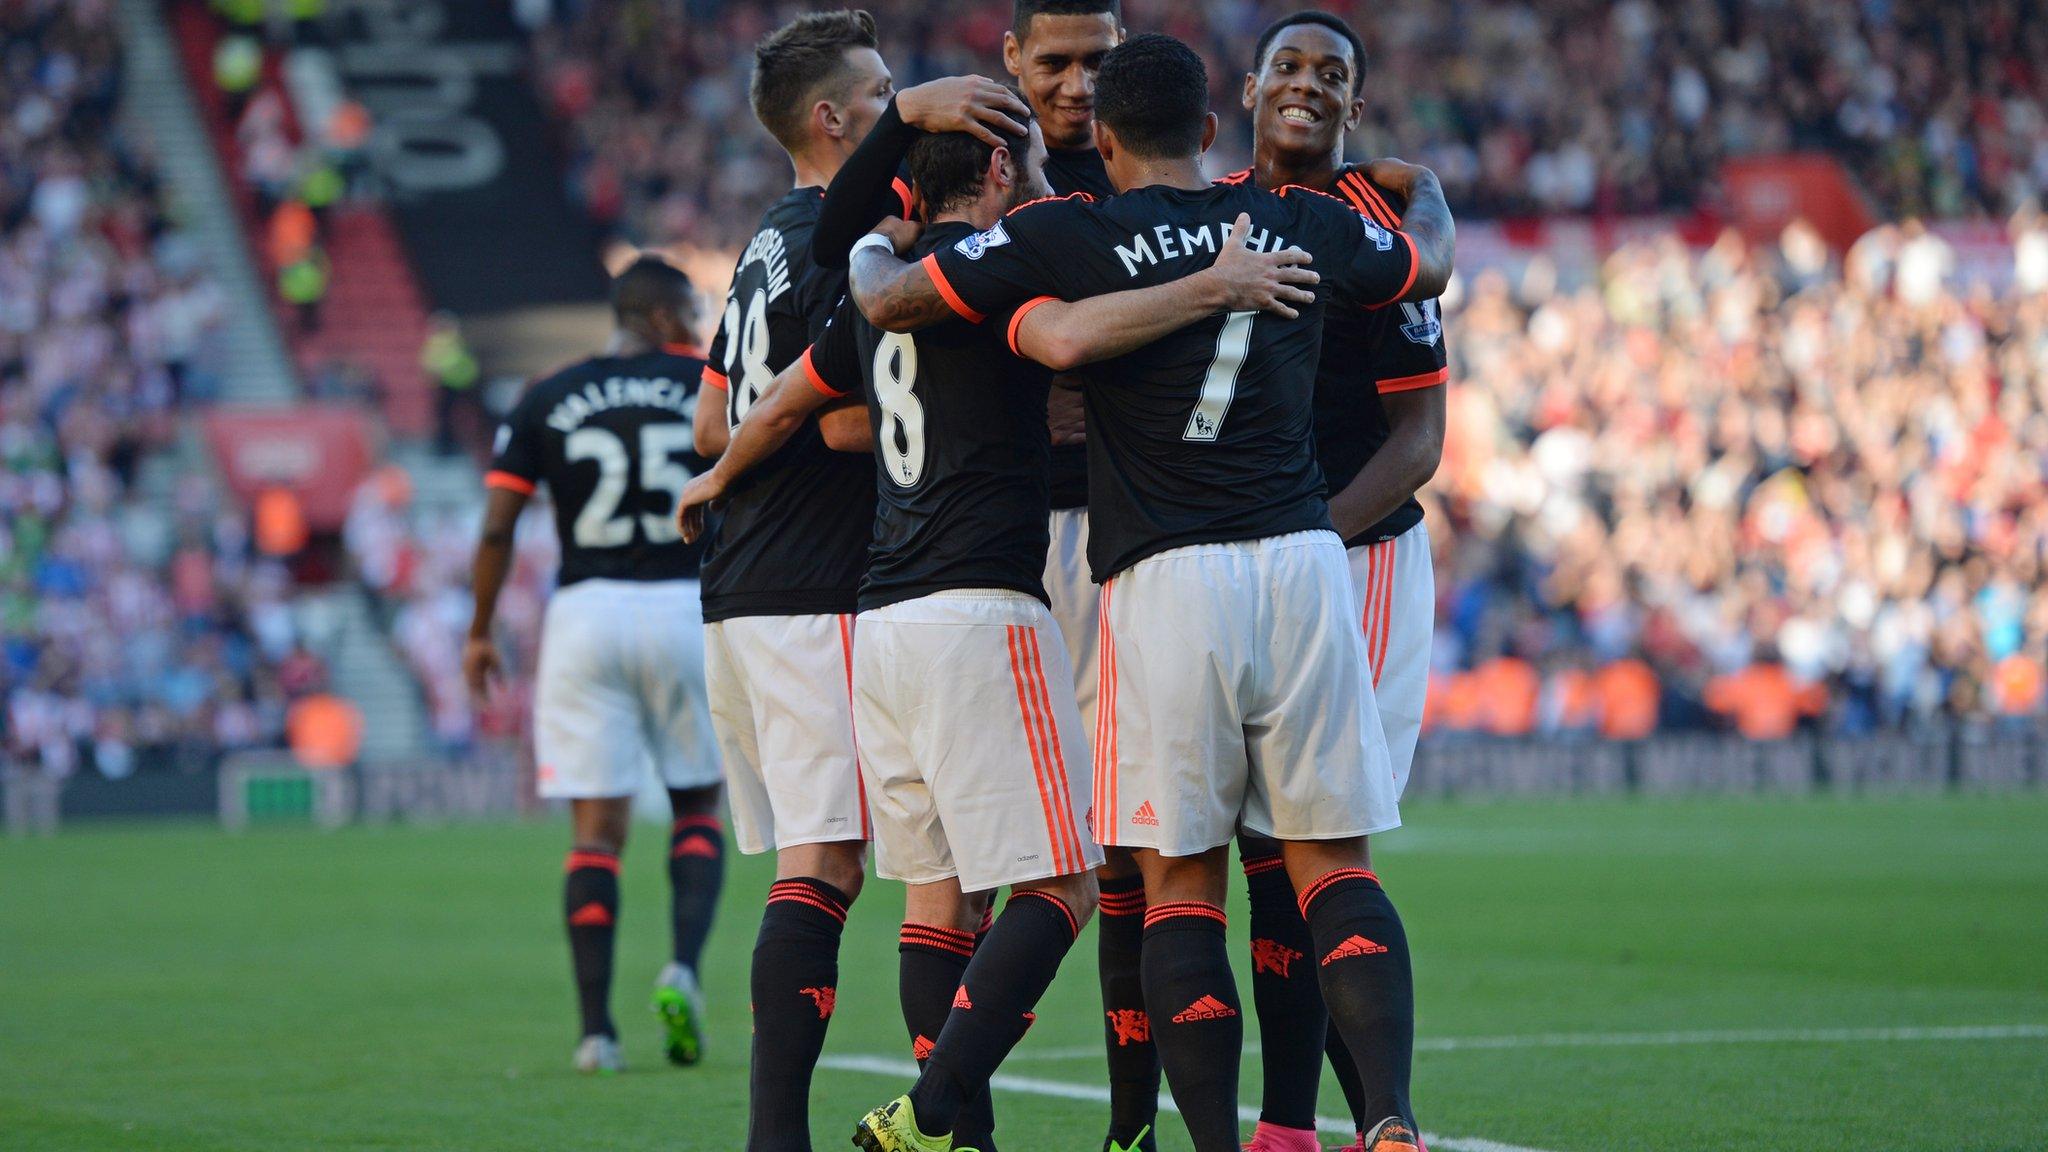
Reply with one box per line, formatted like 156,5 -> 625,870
1002,30 -> 1022,78
989,146 -> 1013,195
1199,111 -> 1218,154
1095,120 -> 1118,165
1242,71 -> 1258,113
1344,90 -> 1365,133
813,98 -> 843,142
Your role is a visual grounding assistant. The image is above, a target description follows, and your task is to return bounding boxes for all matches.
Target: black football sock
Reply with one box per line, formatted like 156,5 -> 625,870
747,877 -> 853,1152
1243,841 -> 1326,1132
667,813 -> 725,972
1299,869 -> 1416,1132
909,891 -> 1081,1138
1141,902 -> 1243,1152
1326,1026 -> 1368,1136
563,849 -> 620,1039
900,921 -> 997,1151
1097,872 -> 1159,1149
961,907 -> 999,1152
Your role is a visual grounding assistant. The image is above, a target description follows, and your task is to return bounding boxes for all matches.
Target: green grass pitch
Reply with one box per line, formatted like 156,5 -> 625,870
4,796 -> 2046,1151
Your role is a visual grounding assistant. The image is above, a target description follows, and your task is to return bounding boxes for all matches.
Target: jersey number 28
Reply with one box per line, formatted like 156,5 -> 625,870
565,423 -> 695,547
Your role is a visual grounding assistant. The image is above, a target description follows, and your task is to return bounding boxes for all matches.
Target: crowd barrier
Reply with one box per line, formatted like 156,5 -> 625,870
5,724 -> 2044,835
1407,722 -> 2046,798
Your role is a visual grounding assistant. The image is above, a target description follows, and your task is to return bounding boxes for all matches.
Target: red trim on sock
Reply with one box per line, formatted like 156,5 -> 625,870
671,815 -> 723,834
564,851 -> 620,874
1010,889 -> 1080,939
1099,891 -> 1147,915
1241,854 -> 1286,877
1143,901 -> 1226,929
1296,868 -> 1380,919
900,924 -> 977,958
768,880 -> 849,923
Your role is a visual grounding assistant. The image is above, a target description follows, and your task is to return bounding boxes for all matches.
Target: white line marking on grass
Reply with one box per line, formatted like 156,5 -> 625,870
998,1023 -> 2048,1062
817,1054 -> 1563,1152
1415,1024 -> 2048,1051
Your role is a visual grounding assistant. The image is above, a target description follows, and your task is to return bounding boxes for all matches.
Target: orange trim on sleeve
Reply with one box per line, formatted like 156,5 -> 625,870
1377,367 -> 1448,394
1347,174 -> 1403,228
700,365 -> 729,390
920,252 -> 986,324
1339,175 -> 1395,228
1370,230 -> 1421,309
800,346 -> 845,399
484,470 -> 536,496
1006,295 -> 1059,357
891,176 -> 915,218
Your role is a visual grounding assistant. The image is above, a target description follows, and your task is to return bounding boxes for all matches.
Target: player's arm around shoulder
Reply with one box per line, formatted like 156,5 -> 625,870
854,194 -> 1087,334
1363,158 -> 1455,302
673,345 -> 846,543
1011,213 -> 1322,372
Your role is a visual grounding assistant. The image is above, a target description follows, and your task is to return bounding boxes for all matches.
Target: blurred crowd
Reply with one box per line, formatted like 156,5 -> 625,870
524,0 -> 2048,249
1,0 -> 315,779
1428,216 -> 2048,739
344,467 -> 553,757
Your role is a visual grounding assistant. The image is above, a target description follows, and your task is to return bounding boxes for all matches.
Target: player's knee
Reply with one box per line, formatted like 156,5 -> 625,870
1014,870 -> 1097,931
569,797 -> 633,854
779,840 -> 867,902
1096,844 -> 1142,879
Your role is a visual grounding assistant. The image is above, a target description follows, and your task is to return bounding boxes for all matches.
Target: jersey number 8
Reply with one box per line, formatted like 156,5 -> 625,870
566,422 -> 695,548
873,332 -> 926,488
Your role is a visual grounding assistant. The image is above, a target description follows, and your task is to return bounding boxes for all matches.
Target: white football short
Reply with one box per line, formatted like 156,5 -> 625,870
852,589 -> 1103,893
534,579 -> 721,799
1349,522 -> 1434,799
1041,507 -> 1099,733
1093,530 -> 1401,855
704,612 -> 869,854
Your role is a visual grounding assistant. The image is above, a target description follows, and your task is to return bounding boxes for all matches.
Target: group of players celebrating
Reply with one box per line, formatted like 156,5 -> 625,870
464,4 -> 1453,1151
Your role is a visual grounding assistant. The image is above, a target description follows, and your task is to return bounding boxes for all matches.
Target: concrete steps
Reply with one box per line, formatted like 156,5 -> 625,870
114,0 -> 298,406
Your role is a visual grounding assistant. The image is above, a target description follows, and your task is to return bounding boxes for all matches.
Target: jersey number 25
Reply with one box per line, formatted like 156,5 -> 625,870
566,423 -> 695,547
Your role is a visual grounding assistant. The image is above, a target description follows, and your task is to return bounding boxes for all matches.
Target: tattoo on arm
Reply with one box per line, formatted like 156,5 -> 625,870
851,248 -> 957,332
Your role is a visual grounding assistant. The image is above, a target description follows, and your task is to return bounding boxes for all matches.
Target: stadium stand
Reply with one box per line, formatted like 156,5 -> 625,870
0,0 -> 313,782
527,0 -> 2048,250
1429,224 -> 2048,736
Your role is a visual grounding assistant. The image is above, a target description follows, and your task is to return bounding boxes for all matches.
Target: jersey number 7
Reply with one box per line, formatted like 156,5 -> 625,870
1183,311 -> 1256,442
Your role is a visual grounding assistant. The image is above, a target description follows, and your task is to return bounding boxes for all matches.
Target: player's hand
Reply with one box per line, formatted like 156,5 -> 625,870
896,76 -> 1031,148
462,635 -> 501,702
675,471 -> 728,545
1364,157 -> 1432,198
868,216 -> 923,256
1048,377 -> 1087,447
1207,213 -> 1318,319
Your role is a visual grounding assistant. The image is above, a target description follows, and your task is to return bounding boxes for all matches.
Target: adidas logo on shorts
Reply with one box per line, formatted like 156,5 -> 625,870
1131,801 -> 1159,826
1170,995 -> 1239,1024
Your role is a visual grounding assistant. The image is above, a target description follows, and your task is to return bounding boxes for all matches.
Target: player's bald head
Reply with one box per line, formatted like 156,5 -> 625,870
611,256 -> 692,326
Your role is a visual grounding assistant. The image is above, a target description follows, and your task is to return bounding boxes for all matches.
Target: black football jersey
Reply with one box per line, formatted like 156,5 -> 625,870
487,348 -> 712,587
1222,165 -> 1450,545
806,224 -> 1053,613
699,188 -> 877,621
925,182 -> 1419,580
1039,146 -> 1114,511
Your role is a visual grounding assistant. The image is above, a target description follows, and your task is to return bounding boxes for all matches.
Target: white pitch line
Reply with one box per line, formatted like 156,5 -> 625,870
1415,1023 -> 2048,1051
817,1054 -> 1563,1152
998,1023 -> 2048,1062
